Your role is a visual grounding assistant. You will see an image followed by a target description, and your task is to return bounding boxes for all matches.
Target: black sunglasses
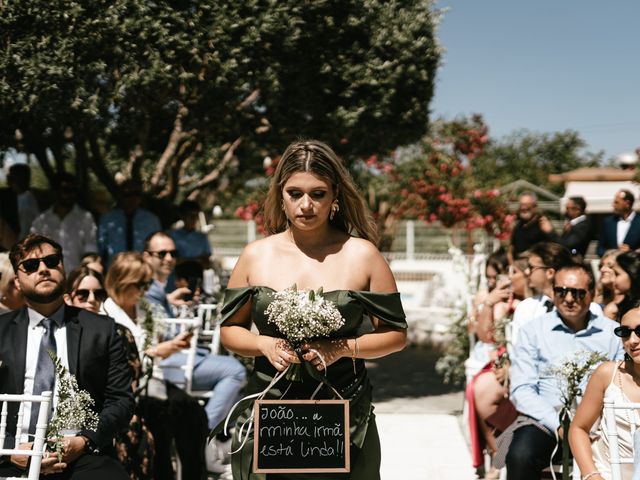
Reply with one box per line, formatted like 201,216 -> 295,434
553,286 -> 588,300
74,288 -> 108,303
614,326 -> 640,338
19,254 -> 62,274
146,250 -> 177,259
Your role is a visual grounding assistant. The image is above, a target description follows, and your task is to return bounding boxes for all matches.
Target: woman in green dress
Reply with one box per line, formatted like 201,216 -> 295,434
219,140 -> 408,479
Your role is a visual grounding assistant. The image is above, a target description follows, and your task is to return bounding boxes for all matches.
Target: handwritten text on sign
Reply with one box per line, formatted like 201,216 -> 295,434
253,399 -> 350,473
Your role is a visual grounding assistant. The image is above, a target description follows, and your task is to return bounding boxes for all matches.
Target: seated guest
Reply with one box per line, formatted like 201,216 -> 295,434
142,231 -> 246,473
65,266 -> 154,480
168,200 -> 212,268
101,252 -> 209,480
0,234 -> 133,479
499,263 -> 624,479
469,255 -> 529,477
79,252 -> 104,275
97,180 -> 161,267
596,250 -> 623,320
612,251 -> 640,312
559,196 -> 591,258
30,172 -> 97,272
569,301 -> 640,480
510,242 -> 574,343
597,189 -> 640,256
0,252 -> 25,313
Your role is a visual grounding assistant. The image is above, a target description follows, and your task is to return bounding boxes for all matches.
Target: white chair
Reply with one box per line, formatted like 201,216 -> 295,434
0,391 -> 53,480
197,303 -> 221,355
153,317 -> 201,393
602,397 -> 640,480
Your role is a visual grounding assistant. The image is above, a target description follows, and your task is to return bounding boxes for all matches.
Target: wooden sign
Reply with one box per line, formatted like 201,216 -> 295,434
253,399 -> 350,473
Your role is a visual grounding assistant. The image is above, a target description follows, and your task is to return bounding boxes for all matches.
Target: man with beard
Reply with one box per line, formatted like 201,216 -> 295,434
30,173 -> 97,272
0,234 -> 133,479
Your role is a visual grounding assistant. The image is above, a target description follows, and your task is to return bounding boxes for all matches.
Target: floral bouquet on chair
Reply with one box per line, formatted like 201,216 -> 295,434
546,349 -> 607,480
46,351 -> 99,462
265,285 -> 345,381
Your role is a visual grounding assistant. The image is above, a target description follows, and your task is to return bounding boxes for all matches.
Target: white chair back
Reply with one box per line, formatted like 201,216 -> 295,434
0,391 -> 53,480
197,303 -> 221,355
154,317 -> 201,392
602,396 -> 640,480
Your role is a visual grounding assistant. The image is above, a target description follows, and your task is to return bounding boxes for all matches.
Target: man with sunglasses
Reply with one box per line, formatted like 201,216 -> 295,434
0,234 -> 133,479
503,263 -> 623,480
142,230 -> 246,475
30,173 -> 97,272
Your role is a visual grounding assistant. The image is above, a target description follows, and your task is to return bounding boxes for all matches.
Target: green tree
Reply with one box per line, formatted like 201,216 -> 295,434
472,129 -> 603,195
0,0 -> 441,205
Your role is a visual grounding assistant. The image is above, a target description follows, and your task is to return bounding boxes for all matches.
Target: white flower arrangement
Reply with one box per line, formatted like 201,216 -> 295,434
265,285 -> 345,380
46,351 -> 99,462
545,349 -> 607,479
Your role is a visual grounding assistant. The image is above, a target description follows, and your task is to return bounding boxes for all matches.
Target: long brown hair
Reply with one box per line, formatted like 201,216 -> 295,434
263,140 -> 378,243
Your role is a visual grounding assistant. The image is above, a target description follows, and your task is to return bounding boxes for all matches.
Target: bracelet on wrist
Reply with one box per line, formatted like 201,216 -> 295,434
582,472 -> 601,480
351,338 -> 359,374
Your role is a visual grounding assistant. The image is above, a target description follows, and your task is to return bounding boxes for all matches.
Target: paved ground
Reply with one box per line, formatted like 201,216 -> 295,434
367,347 -> 476,480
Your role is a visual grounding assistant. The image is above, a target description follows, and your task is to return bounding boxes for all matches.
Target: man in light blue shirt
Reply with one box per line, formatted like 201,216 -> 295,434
506,263 -> 623,480
97,181 -> 161,267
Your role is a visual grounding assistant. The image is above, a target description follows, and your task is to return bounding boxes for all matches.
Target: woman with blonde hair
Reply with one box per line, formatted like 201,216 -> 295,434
102,252 -> 209,480
219,140 -> 407,479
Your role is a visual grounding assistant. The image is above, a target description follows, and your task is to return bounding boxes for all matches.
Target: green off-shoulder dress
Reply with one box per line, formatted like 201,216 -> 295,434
220,287 -> 407,480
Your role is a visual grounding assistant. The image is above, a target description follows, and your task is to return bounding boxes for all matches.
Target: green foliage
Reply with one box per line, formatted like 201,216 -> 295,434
434,305 -> 470,387
0,0 -> 441,202
472,129 -> 604,195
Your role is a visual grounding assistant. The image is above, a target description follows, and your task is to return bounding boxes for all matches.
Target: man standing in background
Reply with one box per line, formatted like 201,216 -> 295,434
30,173 -> 97,272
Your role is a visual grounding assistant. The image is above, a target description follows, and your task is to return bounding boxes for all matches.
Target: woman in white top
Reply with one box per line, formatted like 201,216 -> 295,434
569,304 -> 640,480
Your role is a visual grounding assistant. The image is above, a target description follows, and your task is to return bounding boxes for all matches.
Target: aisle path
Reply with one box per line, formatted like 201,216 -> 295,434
368,348 -> 475,480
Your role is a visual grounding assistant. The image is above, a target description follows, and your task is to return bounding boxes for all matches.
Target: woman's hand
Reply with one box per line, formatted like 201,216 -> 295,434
147,331 -> 193,359
301,339 -> 349,371
257,335 -> 299,372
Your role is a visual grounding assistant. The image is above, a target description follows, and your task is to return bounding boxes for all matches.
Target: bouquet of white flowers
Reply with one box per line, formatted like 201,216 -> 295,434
265,285 -> 345,381
546,349 -> 607,480
46,351 -> 99,462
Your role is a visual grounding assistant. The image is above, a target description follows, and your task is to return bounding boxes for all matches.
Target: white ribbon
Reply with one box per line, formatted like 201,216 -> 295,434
223,349 -> 343,455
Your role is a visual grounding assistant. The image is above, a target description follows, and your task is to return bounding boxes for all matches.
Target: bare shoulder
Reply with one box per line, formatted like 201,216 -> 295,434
342,237 -> 396,292
591,361 -> 619,385
229,235 -> 281,287
342,236 -> 383,259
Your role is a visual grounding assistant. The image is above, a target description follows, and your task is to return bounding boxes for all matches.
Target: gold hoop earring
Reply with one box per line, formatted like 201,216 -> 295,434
330,199 -> 339,221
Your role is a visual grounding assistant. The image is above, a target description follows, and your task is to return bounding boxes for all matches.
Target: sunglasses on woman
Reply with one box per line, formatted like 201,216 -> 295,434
19,254 -> 62,274
74,288 -> 108,303
614,326 -> 640,338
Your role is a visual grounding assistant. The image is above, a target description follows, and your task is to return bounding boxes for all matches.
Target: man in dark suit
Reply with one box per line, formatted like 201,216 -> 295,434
0,234 -> 133,479
559,196 -> 592,257
597,189 -> 640,256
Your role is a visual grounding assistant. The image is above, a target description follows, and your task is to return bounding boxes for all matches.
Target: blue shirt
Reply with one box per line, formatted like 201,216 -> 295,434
167,228 -> 211,259
97,208 -> 161,266
510,310 -> 624,432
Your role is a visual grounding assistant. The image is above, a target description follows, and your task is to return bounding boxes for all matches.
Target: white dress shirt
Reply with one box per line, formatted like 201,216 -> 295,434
20,305 -> 69,443
30,205 -> 97,272
617,211 -> 636,247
